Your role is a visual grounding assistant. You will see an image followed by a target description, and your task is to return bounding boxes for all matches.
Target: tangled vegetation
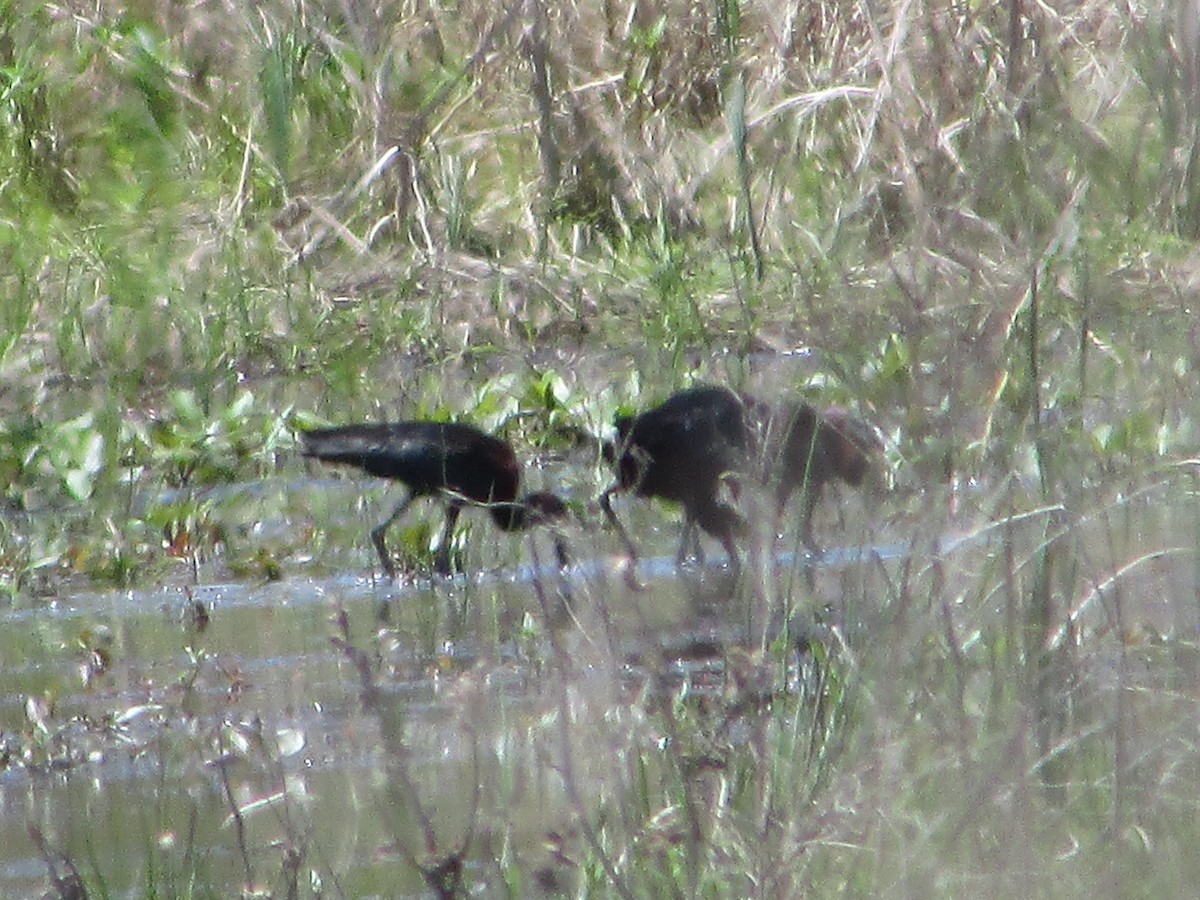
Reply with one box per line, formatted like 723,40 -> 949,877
2,0 -> 1199,896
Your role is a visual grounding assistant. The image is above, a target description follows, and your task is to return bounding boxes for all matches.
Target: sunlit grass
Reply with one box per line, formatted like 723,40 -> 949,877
2,0 -> 1200,896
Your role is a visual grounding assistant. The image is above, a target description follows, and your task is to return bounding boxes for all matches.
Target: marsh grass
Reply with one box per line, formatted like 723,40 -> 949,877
4,483 -> 1199,897
3,0 -> 1200,896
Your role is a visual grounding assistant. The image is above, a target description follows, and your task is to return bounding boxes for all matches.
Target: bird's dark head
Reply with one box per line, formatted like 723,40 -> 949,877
490,491 -> 570,531
822,411 -> 883,486
523,491 -> 570,523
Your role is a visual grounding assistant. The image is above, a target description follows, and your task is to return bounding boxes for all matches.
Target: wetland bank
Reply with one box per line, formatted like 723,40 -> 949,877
3,0 -> 1200,896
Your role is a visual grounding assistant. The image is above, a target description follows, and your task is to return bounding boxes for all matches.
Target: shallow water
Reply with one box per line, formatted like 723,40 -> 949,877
3,463 -> 1199,896
0,514 -> 887,897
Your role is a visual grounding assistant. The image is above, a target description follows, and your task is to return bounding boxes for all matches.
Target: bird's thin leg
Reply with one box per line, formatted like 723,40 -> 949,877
434,503 -> 463,576
676,520 -> 692,565
720,528 -> 741,578
551,531 -> 571,569
764,494 -> 787,564
372,494 -> 414,577
794,488 -> 821,591
676,518 -> 705,566
599,485 -> 639,561
799,486 -> 822,555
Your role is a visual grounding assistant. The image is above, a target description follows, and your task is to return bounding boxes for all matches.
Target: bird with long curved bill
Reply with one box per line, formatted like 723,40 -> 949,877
600,384 -> 750,574
301,421 -> 569,577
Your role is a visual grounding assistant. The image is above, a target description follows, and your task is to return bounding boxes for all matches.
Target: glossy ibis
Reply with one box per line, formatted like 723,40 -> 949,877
600,384 -> 750,571
301,421 -> 568,577
747,398 -> 880,551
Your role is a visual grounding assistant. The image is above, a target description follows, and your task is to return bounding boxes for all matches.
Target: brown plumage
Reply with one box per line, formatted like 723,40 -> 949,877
599,385 -> 880,572
746,398 -> 880,551
600,384 -> 749,570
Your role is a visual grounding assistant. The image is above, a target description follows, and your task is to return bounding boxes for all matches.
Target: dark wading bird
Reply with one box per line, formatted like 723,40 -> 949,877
600,384 -> 750,572
746,398 -> 881,552
599,385 -> 881,575
301,422 -> 569,577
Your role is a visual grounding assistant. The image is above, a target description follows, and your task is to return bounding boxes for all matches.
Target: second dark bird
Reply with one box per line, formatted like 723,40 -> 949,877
745,398 -> 880,552
600,385 -> 881,571
600,384 -> 750,571
301,421 -> 568,577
